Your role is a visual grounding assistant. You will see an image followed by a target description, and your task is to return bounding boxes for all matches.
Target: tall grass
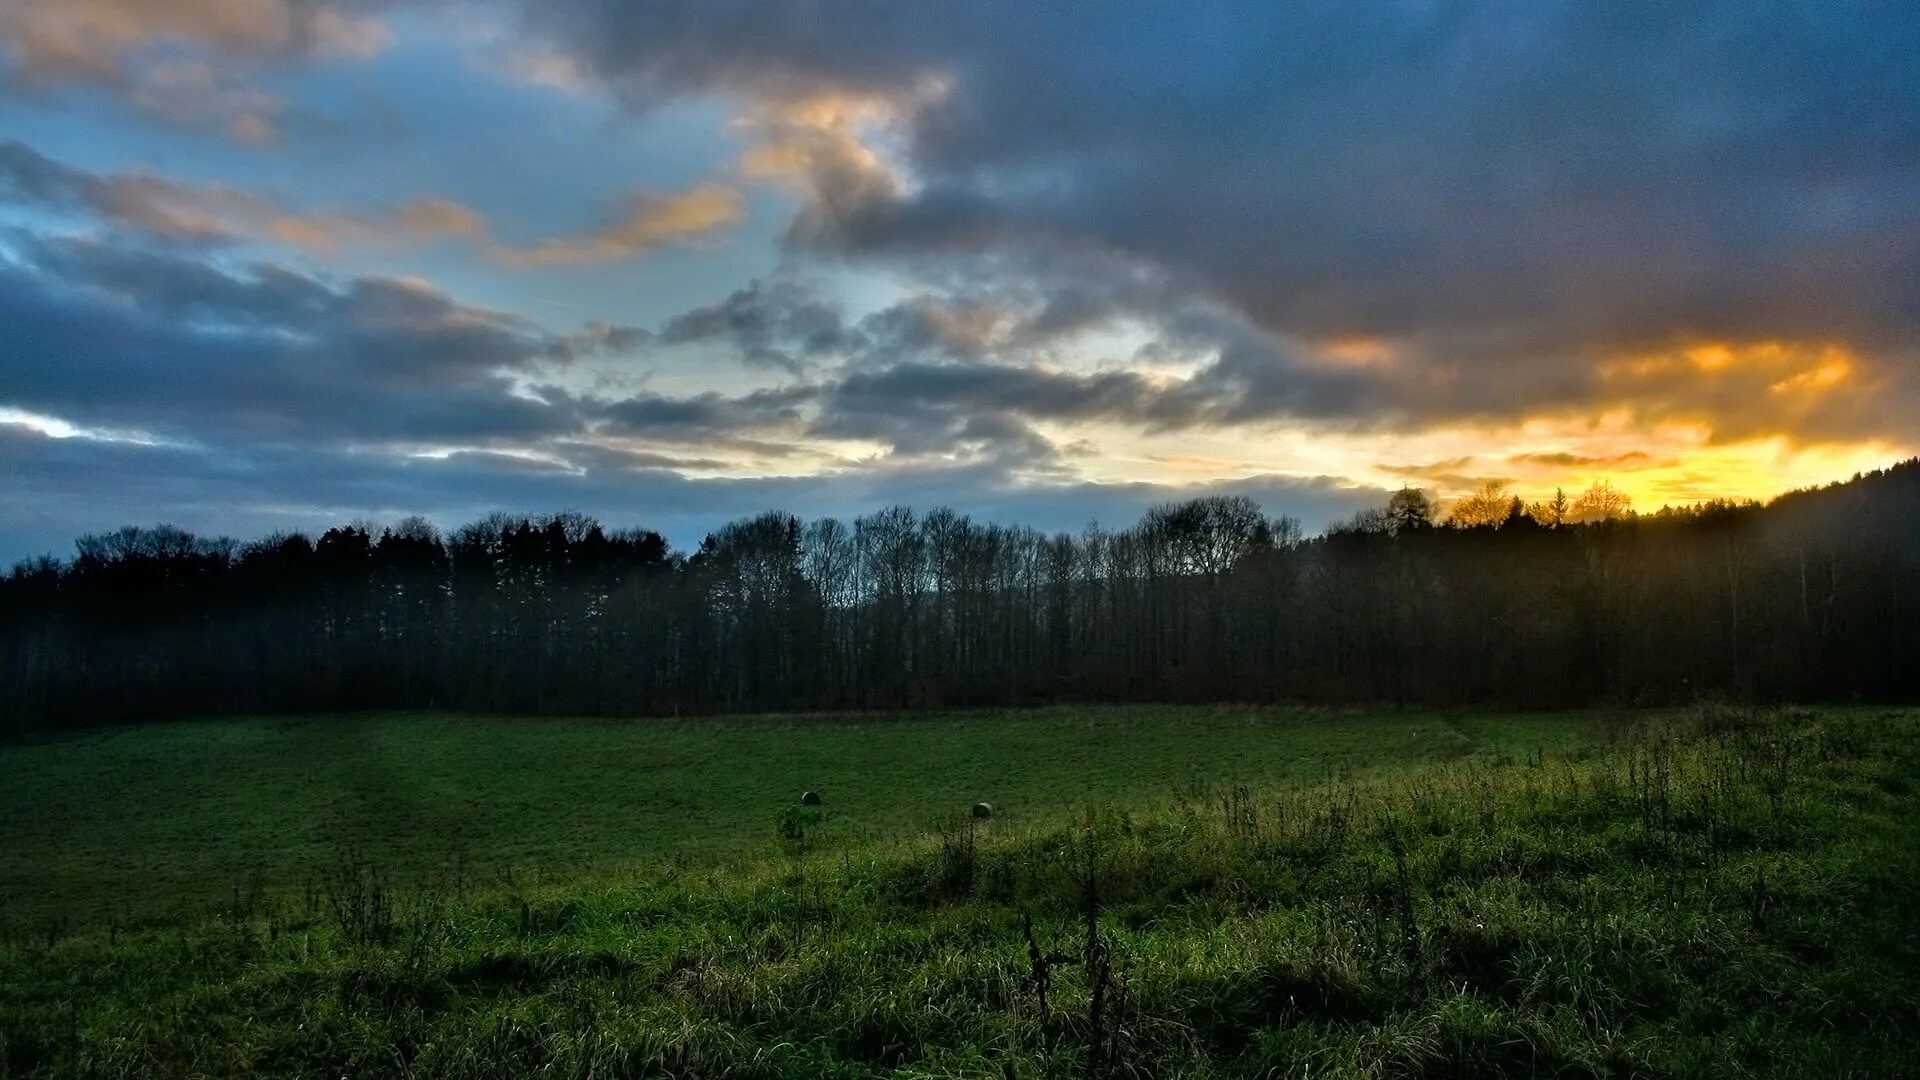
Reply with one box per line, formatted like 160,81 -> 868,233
2,705 -> 1914,1077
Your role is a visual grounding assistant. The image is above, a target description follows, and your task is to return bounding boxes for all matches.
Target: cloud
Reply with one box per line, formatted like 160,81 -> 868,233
730,86 -> 941,240
0,141 -> 761,272
597,277 -> 1919,499
125,60 -> 286,143
2,215 -> 1897,566
594,266 -> 1916,474
1509,451 -> 1653,470
501,46 -> 595,95
0,418 -> 1386,563
547,319 -> 651,360
596,387 -> 813,445
497,0 -> 1919,443
0,229 -> 588,444
0,0 -> 389,83
813,362 -> 1161,446
657,276 -> 863,373
3,3 -> 1915,558
0,140 -> 484,252
0,0 -> 389,143
0,216 -> 1204,474
489,183 -> 746,267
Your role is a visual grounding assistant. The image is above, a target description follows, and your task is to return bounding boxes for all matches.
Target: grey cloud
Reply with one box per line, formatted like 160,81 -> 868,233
591,267 -> 1919,467
0,140 -> 484,251
511,0 -> 1920,434
0,140 -> 98,209
547,320 -> 652,360
0,3 -> 377,144
0,230 -> 591,444
852,294 -> 1010,366
658,276 -> 864,373
589,356 -> 1169,470
595,386 -> 812,441
825,255 -> 1920,441
0,141 -> 755,272
0,0 -> 390,98
556,441 -> 736,473
11,0 -> 1919,559
822,362 -> 1160,430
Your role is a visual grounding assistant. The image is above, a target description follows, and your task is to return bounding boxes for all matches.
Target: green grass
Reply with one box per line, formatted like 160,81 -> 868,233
2,705 -> 1916,1077
0,705 -> 1597,925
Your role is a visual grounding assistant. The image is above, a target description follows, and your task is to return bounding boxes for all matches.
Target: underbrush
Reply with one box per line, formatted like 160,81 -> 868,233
2,705 -> 1915,1077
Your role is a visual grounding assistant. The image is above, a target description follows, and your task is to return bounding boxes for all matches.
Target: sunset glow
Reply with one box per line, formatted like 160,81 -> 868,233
1,2 -> 1914,554
4,10 -> 1920,1070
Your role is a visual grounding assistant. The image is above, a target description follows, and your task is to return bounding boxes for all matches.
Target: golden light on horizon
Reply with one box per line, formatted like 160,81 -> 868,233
1316,336 -> 1398,368
1045,405 -> 1911,525
1505,437 -> 1909,511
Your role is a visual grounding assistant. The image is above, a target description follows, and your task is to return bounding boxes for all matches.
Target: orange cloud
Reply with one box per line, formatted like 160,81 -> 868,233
0,0 -> 388,81
83,172 -> 484,253
1769,353 -> 1852,395
1582,338 -> 1895,450
489,184 -> 746,268
1316,336 -> 1398,368
731,81 -> 948,205
1605,340 -> 1853,387
5,142 -> 753,268
2,1 -> 387,147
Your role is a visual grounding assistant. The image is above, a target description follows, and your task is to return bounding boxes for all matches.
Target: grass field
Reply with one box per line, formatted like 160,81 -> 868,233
2,705 -> 1916,1077
0,705 -> 1598,925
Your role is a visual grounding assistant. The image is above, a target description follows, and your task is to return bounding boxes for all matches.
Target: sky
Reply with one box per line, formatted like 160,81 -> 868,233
1,0 -> 1915,559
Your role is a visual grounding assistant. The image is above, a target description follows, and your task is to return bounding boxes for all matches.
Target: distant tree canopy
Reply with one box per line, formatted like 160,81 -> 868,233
1449,480 -> 1629,530
1447,482 -> 1514,530
3,461 -> 1918,735
1572,480 -> 1634,523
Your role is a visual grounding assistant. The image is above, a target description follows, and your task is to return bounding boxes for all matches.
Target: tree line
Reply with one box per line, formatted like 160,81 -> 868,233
3,462 -> 1916,735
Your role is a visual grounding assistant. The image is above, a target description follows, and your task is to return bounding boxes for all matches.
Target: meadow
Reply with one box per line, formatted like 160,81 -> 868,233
2,704 -> 1916,1077
0,706 -> 1597,926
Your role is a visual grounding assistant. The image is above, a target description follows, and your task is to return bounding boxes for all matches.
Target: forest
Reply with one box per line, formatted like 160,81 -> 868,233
3,460 -> 1916,735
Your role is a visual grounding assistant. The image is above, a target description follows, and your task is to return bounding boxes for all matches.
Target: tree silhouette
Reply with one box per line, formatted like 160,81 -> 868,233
1447,482 -> 1513,529
1573,480 -> 1633,523
1,460 -> 1916,734
1386,486 -> 1440,534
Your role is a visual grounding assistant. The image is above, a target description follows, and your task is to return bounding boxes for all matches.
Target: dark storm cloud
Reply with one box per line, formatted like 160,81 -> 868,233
6,1 -> 1914,563
725,250 -> 1919,443
828,363 -> 1159,426
0,229 -> 584,442
515,0 -> 1920,426
1,220 -> 1203,479
808,360 -> 1166,469
588,355 -> 1155,469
